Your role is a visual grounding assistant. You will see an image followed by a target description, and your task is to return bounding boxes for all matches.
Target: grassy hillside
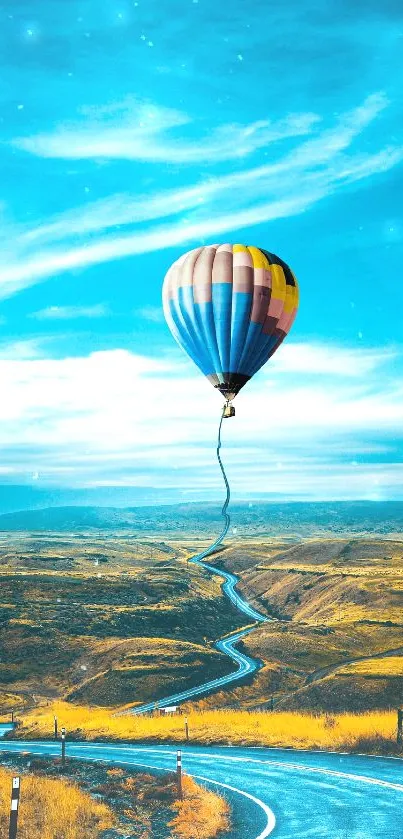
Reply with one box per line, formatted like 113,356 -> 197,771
0,533 -> 240,709
208,537 -> 403,711
0,500 -> 401,535
1,527 -> 402,714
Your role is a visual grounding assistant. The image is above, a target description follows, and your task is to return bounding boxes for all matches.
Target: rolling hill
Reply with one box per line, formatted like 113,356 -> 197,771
201,536 -> 403,712
0,500 -> 401,535
0,534 -> 240,711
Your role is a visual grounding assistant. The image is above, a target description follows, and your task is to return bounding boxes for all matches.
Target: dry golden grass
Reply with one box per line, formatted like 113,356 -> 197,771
338,656 -> 403,677
169,774 -> 229,839
0,765 -> 115,838
4,701 -> 401,754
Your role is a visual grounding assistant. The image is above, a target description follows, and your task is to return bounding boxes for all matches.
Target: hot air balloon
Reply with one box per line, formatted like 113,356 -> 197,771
162,244 -> 299,417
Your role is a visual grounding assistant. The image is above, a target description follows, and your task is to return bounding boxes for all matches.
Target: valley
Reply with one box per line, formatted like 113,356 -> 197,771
0,506 -> 402,715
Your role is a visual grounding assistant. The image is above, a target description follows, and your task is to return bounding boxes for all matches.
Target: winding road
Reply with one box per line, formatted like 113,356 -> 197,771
128,414 -> 269,714
131,550 -> 268,714
126,412 -> 269,714
1,726 -> 402,838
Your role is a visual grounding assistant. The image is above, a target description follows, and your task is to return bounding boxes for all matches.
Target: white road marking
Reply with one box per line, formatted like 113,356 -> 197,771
193,773 -> 276,839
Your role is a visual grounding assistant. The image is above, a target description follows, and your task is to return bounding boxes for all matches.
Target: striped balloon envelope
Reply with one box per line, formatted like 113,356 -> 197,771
162,243 -> 299,403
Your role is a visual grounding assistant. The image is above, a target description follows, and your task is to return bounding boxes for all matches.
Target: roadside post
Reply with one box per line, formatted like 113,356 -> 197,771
184,717 -> 189,741
54,716 -> 58,740
61,726 -> 66,766
8,776 -> 20,839
176,750 -> 183,799
11,710 -> 14,725
398,709 -> 403,746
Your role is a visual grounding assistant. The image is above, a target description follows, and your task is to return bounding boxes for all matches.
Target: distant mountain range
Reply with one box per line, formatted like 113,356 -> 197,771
0,501 -> 401,535
0,484 -> 181,514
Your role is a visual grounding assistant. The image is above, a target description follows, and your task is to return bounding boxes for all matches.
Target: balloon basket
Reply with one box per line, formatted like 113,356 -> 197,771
223,403 -> 235,419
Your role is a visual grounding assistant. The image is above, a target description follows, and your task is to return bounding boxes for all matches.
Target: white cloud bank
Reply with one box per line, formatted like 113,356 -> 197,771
270,343 -> 397,377
0,340 -> 401,500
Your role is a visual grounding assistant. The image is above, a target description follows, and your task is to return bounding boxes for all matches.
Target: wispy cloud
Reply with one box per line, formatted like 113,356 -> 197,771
30,304 -> 109,320
0,93 -> 401,301
12,95 -> 392,250
0,340 -> 401,499
12,99 -> 319,163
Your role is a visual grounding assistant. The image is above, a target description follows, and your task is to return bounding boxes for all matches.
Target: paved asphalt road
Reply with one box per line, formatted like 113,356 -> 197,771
132,554 -> 268,713
129,628 -> 261,714
0,728 -> 401,838
192,556 -> 268,625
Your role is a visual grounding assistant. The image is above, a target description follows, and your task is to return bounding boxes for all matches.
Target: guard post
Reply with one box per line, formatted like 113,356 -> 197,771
184,717 -> 189,741
54,716 -> 58,740
61,726 -> 66,766
176,750 -> 183,800
8,776 -> 20,839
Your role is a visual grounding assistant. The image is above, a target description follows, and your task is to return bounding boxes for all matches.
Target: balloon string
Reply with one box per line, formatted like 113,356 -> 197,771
191,410 -> 230,562
216,410 -> 231,543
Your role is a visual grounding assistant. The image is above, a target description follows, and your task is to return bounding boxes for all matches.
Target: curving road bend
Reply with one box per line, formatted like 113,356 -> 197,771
0,729 -> 402,838
130,628 -> 260,715
193,557 -> 267,625
131,553 -> 268,714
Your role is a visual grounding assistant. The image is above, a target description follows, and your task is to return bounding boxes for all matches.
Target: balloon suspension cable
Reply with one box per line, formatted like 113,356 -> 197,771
216,409 -> 231,545
190,408 -> 231,562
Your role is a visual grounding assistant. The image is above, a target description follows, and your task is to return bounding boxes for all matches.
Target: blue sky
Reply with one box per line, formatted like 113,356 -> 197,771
0,0 -> 402,504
